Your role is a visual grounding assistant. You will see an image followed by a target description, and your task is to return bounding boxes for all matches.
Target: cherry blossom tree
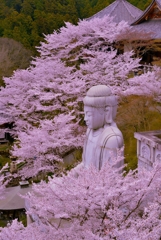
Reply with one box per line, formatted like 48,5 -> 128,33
12,118 -> 84,178
124,66 -> 161,102
0,16 -> 159,179
1,159 -> 161,239
0,16 -> 161,239
23,159 -> 161,239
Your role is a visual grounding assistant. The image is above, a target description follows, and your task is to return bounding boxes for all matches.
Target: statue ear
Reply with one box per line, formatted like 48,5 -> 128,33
105,106 -> 113,124
105,106 -> 110,112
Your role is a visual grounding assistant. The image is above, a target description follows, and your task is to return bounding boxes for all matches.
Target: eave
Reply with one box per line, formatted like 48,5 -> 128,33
132,0 -> 161,25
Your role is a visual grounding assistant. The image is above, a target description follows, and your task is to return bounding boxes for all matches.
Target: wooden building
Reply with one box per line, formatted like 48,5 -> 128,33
132,0 -> 161,64
88,0 -> 161,33
88,0 -> 161,65
132,0 -> 161,33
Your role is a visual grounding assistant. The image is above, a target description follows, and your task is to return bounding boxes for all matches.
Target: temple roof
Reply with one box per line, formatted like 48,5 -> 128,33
132,19 -> 161,39
87,0 -> 143,24
0,185 -> 32,210
132,0 -> 161,25
131,0 -> 161,39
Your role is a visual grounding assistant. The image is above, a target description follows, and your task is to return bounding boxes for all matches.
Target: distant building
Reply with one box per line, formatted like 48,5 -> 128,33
132,0 -> 161,39
88,0 -> 161,64
0,182 -> 31,225
87,0 -> 143,24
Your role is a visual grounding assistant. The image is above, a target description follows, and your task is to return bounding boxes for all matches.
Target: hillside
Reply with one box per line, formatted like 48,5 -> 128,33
0,0 -> 152,51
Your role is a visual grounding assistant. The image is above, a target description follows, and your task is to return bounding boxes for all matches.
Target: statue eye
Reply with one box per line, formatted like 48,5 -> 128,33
86,112 -> 92,117
105,106 -> 110,112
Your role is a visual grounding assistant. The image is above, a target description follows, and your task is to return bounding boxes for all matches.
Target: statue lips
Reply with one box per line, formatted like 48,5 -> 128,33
85,120 -> 93,129
85,121 -> 89,127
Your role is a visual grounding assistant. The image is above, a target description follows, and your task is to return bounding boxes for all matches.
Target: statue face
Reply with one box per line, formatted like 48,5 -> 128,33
105,106 -> 113,124
84,106 -> 105,130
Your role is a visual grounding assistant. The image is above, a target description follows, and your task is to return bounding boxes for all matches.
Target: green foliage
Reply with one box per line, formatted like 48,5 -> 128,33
129,0 -> 152,10
19,214 -> 27,227
0,143 -> 10,167
116,95 -> 161,170
0,0 -> 79,50
0,0 -> 152,50
0,219 -> 8,227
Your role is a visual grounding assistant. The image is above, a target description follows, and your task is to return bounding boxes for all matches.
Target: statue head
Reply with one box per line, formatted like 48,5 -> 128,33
83,85 -> 117,130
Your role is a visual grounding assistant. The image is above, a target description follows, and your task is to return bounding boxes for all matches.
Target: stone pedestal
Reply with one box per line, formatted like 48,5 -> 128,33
134,130 -> 161,170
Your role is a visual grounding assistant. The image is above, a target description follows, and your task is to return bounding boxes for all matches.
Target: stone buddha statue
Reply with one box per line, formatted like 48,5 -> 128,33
82,85 -> 124,170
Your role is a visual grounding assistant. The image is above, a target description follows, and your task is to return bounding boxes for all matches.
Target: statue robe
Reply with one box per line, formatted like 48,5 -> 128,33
83,126 -> 124,170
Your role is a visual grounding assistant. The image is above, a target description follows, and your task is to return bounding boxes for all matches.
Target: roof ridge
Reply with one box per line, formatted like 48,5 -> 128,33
109,1 -> 120,16
88,0 -> 119,19
122,0 -> 143,19
156,0 -> 161,9
87,0 -> 144,23
131,0 -> 161,25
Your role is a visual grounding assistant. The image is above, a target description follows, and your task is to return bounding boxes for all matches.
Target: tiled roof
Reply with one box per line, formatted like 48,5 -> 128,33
132,19 -> 161,39
132,0 -> 158,24
87,0 -> 143,24
0,185 -> 32,210
156,0 -> 161,8
131,0 -> 161,39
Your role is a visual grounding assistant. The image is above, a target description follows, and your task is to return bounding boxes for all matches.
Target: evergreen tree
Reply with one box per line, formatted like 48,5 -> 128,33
0,0 -> 152,50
